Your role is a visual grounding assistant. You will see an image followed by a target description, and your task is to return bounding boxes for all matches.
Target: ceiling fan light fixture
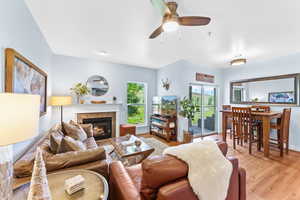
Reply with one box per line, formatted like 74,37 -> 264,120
230,58 -> 247,66
162,20 -> 179,32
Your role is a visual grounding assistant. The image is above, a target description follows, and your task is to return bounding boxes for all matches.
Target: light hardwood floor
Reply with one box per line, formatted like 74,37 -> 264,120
143,134 -> 300,200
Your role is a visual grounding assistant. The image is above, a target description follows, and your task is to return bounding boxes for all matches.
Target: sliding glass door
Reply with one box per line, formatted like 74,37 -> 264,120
189,84 -> 218,137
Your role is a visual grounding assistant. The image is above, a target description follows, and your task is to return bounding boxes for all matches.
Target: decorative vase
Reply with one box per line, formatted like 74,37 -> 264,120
135,140 -> 142,147
77,96 -> 85,104
178,116 -> 190,142
183,131 -> 193,144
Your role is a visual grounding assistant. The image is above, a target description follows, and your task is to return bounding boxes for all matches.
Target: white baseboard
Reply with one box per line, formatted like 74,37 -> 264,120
288,145 -> 300,152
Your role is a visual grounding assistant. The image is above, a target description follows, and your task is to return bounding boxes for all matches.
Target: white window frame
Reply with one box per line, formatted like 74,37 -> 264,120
126,81 -> 148,127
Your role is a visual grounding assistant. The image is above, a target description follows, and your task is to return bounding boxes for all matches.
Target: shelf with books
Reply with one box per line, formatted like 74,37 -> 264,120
150,114 -> 177,142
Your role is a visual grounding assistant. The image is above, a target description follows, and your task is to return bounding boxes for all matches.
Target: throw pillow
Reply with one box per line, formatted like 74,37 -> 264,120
27,148 -> 52,200
62,122 -> 87,141
69,120 -> 94,137
83,137 -> 98,149
49,131 -> 64,153
57,136 -> 87,153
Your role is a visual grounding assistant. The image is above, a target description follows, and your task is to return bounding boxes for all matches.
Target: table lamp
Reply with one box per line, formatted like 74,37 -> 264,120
0,93 -> 40,199
50,96 -> 72,124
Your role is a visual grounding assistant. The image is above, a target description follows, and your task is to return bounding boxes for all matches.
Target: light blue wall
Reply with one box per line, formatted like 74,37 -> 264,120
0,0 -> 53,161
222,53 -> 300,151
157,60 -> 224,141
51,55 -> 157,134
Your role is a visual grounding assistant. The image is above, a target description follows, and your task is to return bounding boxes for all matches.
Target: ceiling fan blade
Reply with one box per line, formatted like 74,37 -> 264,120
179,16 -> 211,26
149,26 -> 163,39
150,0 -> 171,16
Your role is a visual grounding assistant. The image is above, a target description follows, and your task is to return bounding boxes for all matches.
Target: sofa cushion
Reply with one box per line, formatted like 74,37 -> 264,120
157,178 -> 198,200
62,122 -> 87,141
49,131 -> 63,153
126,164 -> 143,192
57,136 -> 86,153
45,147 -> 106,172
70,120 -> 94,138
142,155 -> 188,188
83,137 -> 98,149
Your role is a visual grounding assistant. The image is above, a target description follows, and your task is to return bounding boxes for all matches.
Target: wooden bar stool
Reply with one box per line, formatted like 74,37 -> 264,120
270,108 -> 292,156
232,107 -> 261,154
222,105 -> 233,139
251,105 -> 271,144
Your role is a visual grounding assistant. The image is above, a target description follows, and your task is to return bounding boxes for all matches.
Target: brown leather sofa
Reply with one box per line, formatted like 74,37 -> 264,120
13,124 -> 111,189
109,142 -> 246,200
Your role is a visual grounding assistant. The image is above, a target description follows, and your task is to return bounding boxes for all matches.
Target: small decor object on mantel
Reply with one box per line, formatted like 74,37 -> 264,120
113,96 -> 117,103
91,100 -> 106,104
162,78 -> 171,91
70,83 -> 90,104
179,96 -> 197,143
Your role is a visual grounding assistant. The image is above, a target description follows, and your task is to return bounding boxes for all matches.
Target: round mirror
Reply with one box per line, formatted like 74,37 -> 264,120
86,75 -> 109,96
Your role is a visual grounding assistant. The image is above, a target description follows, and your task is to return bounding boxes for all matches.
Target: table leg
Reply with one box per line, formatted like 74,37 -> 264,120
222,113 -> 228,142
262,116 -> 271,157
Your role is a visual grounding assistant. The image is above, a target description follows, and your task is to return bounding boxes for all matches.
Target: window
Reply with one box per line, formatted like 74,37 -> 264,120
127,82 -> 147,125
233,88 -> 245,102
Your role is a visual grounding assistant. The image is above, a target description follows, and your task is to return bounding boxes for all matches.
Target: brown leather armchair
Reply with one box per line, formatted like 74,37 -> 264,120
109,142 -> 246,200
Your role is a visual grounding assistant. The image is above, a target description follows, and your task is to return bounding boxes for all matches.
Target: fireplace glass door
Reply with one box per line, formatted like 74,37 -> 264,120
83,117 -> 112,139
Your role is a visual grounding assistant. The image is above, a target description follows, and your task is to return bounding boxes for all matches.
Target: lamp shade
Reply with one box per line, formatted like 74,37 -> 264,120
50,96 -> 72,106
0,93 -> 40,146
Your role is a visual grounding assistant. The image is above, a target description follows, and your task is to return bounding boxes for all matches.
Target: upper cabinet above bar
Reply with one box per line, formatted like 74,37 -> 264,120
230,74 -> 300,106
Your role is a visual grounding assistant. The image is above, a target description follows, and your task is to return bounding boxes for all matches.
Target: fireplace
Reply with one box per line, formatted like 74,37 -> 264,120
83,117 -> 112,139
77,112 -> 116,139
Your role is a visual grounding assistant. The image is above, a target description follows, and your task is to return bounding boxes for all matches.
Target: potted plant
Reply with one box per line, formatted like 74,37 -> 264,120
70,83 -> 90,104
179,96 -> 197,143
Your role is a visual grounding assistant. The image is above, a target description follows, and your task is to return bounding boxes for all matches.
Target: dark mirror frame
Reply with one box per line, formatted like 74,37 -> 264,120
230,73 -> 300,106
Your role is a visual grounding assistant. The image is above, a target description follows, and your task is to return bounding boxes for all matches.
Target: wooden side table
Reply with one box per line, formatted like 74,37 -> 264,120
120,124 -> 136,136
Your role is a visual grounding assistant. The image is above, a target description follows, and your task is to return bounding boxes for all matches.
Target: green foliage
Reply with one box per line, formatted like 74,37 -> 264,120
179,97 -> 197,120
252,98 -> 259,102
127,82 -> 144,104
70,83 -> 90,96
128,105 -> 145,124
127,82 -> 145,124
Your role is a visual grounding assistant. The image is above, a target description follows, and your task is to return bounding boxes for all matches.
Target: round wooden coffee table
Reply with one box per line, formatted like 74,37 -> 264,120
13,169 -> 109,200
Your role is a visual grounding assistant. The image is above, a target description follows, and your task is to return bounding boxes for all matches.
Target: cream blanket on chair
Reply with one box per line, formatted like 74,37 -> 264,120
163,141 -> 233,200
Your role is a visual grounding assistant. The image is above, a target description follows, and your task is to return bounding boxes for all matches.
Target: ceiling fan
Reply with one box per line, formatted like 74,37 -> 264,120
149,0 -> 211,39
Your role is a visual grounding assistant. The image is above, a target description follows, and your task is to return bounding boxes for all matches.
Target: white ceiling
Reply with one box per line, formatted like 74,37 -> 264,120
25,0 -> 300,69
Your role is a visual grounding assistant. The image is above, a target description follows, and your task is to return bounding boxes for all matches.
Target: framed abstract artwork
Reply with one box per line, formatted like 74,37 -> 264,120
268,91 -> 294,103
5,48 -> 48,116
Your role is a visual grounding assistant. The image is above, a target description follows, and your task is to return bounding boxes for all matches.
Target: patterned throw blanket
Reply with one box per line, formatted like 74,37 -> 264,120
163,141 -> 233,200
